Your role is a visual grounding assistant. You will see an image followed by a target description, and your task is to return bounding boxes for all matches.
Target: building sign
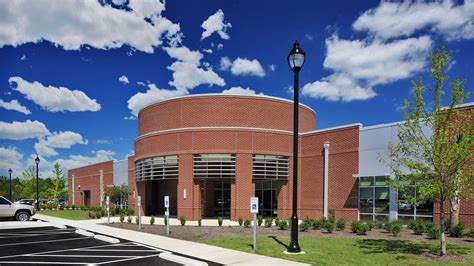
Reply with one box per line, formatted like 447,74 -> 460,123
137,196 -> 141,207
164,196 -> 169,208
250,197 -> 258,214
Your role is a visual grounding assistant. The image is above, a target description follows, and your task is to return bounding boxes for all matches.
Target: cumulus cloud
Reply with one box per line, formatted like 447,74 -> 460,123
221,86 -> 263,96
302,35 -> 432,102
9,76 -> 101,112
220,57 -> 265,77
201,9 -> 232,40
0,120 -> 50,140
35,131 -> 88,157
164,46 -> 225,90
123,116 -> 137,120
127,83 -> 186,116
0,0 -> 182,53
202,48 -> 213,54
119,75 -> 130,84
96,139 -> 112,145
0,99 -> 31,114
269,64 -> 276,72
353,1 -> 474,41
56,150 -> 115,170
0,146 -> 23,175
217,43 -> 224,50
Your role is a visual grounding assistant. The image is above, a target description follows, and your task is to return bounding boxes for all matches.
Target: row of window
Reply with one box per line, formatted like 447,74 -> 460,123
135,154 -> 290,181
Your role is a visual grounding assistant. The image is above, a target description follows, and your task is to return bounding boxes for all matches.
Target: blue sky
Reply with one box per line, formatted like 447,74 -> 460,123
0,0 -> 473,177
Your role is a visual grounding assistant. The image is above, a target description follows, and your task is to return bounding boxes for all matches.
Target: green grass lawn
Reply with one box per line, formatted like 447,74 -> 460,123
202,236 -> 474,265
38,210 -> 91,220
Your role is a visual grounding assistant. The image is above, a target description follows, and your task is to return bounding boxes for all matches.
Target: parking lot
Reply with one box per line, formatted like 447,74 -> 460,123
0,225 -> 218,265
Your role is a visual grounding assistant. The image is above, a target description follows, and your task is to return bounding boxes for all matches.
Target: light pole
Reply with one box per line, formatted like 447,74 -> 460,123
8,168 -> 12,201
287,40 -> 305,253
35,156 -> 40,210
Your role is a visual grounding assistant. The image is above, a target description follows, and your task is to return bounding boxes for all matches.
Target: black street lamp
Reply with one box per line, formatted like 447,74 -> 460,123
287,40 -> 305,253
35,156 -> 40,210
8,168 -> 12,201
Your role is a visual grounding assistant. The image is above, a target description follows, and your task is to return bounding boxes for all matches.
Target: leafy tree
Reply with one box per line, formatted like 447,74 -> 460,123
382,47 -> 473,256
47,163 -> 67,200
106,184 -> 129,208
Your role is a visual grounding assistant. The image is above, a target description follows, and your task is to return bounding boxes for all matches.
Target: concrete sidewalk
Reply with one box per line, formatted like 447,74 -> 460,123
33,214 -> 308,266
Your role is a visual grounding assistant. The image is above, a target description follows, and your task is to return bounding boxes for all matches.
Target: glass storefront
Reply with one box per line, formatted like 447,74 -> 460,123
254,180 -> 279,217
359,176 -> 390,221
397,184 -> 433,222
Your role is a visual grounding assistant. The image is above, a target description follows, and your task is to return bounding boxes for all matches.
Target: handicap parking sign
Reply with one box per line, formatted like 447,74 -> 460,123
250,197 -> 258,214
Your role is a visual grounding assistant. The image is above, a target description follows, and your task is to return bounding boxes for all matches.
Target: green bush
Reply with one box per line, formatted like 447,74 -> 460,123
408,220 -> 417,230
217,216 -> 223,226
135,216 -> 140,224
150,216 -> 155,225
264,217 -> 273,228
323,221 -> 335,233
110,208 -> 116,216
336,219 -> 346,231
424,222 -> 436,232
427,226 -> 440,239
350,220 -> 359,233
328,208 -> 336,223
356,223 -> 369,235
274,217 -> 280,227
468,228 -> 474,238
127,216 -> 132,224
312,219 -> 322,230
413,221 -> 425,235
444,217 -> 451,231
71,204 -> 76,210
383,221 -> 392,232
88,211 -> 95,219
279,220 -> 288,230
390,221 -> 403,236
374,220 -> 385,229
95,211 -> 102,219
198,218 -> 202,227
238,217 -> 243,226
119,214 -> 124,223
180,216 -> 186,226
101,209 -> 106,217
257,215 -> 263,226
244,219 -> 251,228
449,223 -> 464,238
299,221 -> 310,232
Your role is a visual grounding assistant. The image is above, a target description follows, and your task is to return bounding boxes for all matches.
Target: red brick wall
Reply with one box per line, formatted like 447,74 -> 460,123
138,95 -> 316,136
68,160 -> 114,207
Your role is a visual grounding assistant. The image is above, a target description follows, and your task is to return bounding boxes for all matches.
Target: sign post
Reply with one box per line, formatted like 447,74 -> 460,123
250,197 -> 259,250
137,195 -> 142,230
106,196 -> 110,224
164,195 -> 170,235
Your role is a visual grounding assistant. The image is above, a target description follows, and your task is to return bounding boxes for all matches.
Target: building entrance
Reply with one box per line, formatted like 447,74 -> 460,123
145,180 -> 177,217
254,180 -> 279,217
200,179 -> 232,218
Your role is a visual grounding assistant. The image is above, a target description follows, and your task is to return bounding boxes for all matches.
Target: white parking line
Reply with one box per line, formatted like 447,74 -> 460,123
0,261 -> 88,265
0,231 -> 75,239
77,249 -> 160,252
0,243 -> 125,259
95,253 -> 162,265
0,236 -> 91,247
32,254 -> 136,258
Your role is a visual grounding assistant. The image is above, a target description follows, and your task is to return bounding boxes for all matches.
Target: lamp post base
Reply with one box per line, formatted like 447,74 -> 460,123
284,250 -> 306,255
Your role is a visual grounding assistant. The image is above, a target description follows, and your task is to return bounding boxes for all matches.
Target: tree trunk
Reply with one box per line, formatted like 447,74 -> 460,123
449,198 -> 460,229
440,197 -> 447,256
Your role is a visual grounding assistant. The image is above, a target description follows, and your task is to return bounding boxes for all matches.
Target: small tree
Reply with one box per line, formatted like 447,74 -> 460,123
47,163 -> 67,201
382,47 -> 473,256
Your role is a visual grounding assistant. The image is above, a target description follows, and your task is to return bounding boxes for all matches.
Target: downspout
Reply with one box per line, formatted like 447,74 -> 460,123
323,142 -> 330,218
72,174 -> 75,206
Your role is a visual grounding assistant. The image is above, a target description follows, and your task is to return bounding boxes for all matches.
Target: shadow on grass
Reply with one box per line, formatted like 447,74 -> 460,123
268,235 -> 288,249
356,239 -> 470,256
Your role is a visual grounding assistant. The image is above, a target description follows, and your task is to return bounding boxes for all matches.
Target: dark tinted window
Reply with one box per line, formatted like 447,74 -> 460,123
0,197 -> 10,205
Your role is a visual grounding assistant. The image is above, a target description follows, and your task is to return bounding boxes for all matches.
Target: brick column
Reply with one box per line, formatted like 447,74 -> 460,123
233,153 -> 254,221
177,154 -> 194,220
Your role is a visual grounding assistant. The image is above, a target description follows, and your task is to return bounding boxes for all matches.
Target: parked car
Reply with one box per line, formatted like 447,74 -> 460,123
15,199 -> 34,205
0,196 -> 35,221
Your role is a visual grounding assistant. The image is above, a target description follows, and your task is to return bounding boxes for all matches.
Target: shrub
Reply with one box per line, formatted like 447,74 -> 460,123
427,226 -> 440,239
468,228 -> 474,238
299,221 -> 310,232
444,217 -> 451,231
424,222 -> 436,232
150,216 -> 155,225
279,220 -> 288,230
257,215 -> 263,226
110,208 -> 116,216
238,217 -> 243,226
350,220 -> 359,233
88,211 -> 95,219
328,208 -> 336,223
367,222 -> 374,231
198,218 -> 202,227
312,219 -> 322,230
135,216 -> 140,224
356,223 -> 369,235
413,221 -> 425,235
264,217 -> 273,228
323,221 -> 335,233
274,217 -> 280,227
119,214 -> 124,223
71,204 -> 76,210
127,216 -> 132,224
244,219 -> 251,228
336,219 -> 346,231
449,223 -> 464,238
390,221 -> 403,236
217,216 -> 223,226
95,211 -> 102,219
101,209 -> 106,217
374,220 -> 385,229
180,216 -> 186,226
408,220 -> 417,230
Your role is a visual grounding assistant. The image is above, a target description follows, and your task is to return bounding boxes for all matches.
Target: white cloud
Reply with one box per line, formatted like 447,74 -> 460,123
119,75 -> 130,84
96,139 -> 112,145
217,43 -> 224,50
353,1 -> 474,41
201,9 -> 232,40
202,48 -> 213,54
34,131 -> 88,157
221,86 -> 263,96
0,146 -> 24,175
0,120 -> 50,140
127,83 -> 186,116
20,54 -> 27,61
56,150 -> 115,170
9,76 -> 101,112
0,99 -> 31,114
123,116 -> 137,120
220,57 -> 265,77
0,0 -> 182,53
164,46 -> 225,90
269,64 -> 276,72
305,34 -> 313,40
112,0 -> 127,5
302,35 -> 432,102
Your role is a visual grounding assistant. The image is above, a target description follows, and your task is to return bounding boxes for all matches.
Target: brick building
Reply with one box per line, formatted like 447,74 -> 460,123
67,94 -> 473,226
